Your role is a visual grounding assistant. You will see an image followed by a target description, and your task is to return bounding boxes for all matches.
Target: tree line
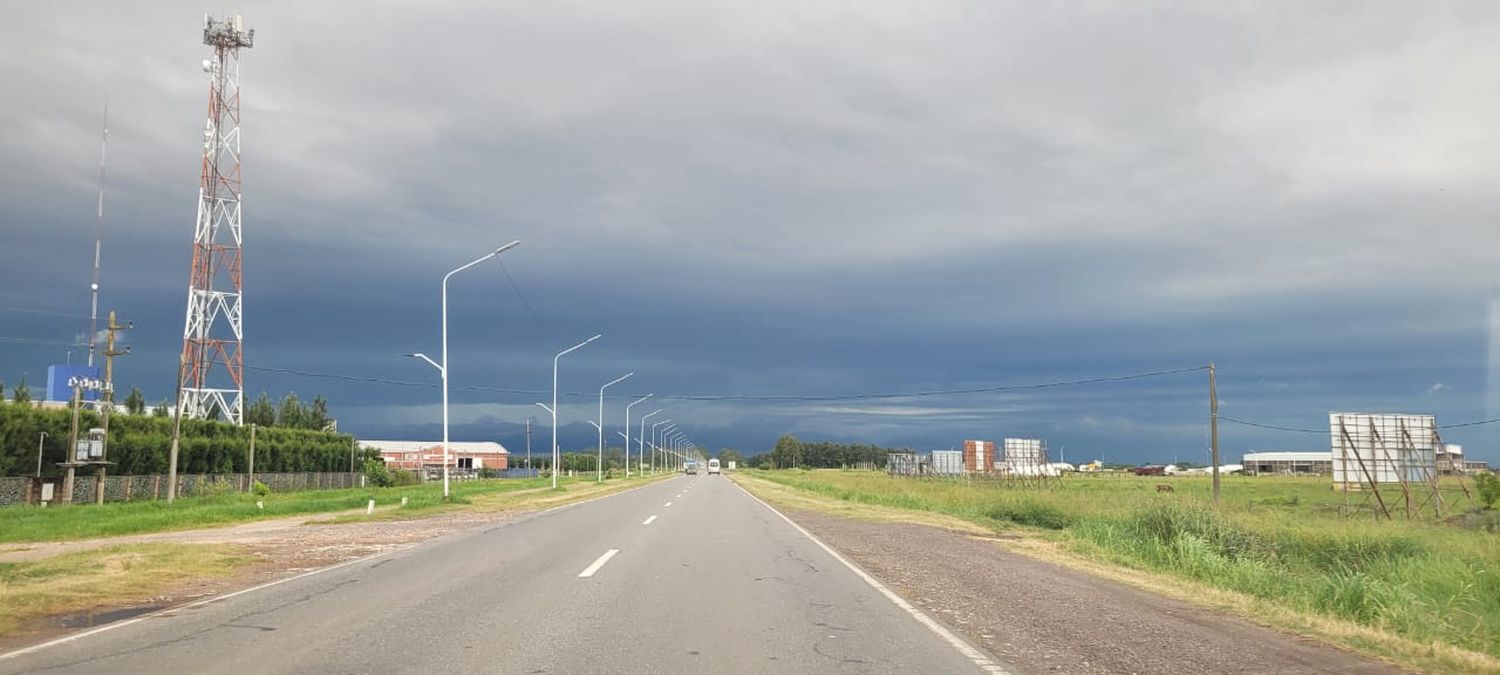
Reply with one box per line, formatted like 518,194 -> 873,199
748,435 -> 907,469
0,386 -> 370,477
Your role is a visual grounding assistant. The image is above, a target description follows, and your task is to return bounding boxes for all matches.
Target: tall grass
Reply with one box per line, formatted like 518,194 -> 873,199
753,470 -> 1500,659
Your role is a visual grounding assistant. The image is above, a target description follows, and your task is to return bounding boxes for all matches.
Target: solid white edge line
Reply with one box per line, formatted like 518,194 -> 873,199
0,474 -> 679,662
642,515 -> 658,525
735,482 -> 1013,675
577,549 -> 620,578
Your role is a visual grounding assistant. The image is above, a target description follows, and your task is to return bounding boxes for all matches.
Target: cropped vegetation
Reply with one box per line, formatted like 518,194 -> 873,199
750,469 -> 1500,666
0,396 -> 373,477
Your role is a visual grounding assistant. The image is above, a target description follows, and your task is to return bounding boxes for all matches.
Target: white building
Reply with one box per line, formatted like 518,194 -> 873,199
360,440 -> 510,473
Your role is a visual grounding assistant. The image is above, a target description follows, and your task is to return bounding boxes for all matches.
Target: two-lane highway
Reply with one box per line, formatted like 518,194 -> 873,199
0,475 -> 998,674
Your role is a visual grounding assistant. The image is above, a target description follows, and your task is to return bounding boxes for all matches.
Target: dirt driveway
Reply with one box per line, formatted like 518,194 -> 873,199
782,510 -> 1405,675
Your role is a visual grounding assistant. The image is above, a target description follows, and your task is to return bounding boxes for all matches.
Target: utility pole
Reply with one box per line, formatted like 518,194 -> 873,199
63,385 -> 82,504
97,310 -> 131,504
247,423 -> 256,490
1209,362 -> 1220,505
36,432 -> 47,478
525,417 -> 532,474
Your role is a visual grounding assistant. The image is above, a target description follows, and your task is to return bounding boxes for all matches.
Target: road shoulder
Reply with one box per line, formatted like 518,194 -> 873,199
733,474 -> 1408,675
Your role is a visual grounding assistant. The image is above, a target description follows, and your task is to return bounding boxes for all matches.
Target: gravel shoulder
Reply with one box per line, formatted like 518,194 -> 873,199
779,508 -> 1406,675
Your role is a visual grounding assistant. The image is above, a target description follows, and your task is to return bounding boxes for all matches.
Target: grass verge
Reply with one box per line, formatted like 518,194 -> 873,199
0,476 -> 588,544
0,543 -> 254,636
737,470 -> 1500,675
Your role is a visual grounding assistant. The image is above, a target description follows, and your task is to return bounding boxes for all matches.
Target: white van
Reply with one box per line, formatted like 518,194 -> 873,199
707,458 -> 721,475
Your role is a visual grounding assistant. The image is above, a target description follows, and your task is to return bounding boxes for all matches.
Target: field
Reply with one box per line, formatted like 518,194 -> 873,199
746,469 -> 1500,671
0,474 -> 668,544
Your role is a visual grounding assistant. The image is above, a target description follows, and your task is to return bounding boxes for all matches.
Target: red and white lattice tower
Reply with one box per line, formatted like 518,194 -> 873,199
175,15 -> 254,424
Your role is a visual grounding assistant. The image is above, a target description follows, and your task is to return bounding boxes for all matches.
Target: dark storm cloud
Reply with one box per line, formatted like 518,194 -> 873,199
4,2 -> 1500,463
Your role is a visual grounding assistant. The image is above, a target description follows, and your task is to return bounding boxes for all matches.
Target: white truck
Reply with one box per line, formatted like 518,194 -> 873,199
707,458 -> 721,475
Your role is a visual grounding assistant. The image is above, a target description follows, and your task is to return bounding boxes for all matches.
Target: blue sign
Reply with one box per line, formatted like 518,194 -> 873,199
46,364 -> 101,402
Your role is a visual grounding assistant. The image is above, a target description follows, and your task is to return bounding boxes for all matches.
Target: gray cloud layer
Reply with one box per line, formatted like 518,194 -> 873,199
3,2 -> 1499,462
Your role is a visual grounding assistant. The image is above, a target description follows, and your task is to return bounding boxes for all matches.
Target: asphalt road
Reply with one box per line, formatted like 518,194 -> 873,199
0,475 -> 997,674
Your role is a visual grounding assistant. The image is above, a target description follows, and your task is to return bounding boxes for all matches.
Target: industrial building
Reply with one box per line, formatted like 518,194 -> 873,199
1242,451 -> 1332,475
362,440 -> 509,477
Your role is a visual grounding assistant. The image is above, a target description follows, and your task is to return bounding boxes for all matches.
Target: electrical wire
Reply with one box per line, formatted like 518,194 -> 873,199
0,336 -> 87,347
245,363 -> 1207,402
496,256 -> 551,336
1219,416 -> 1322,434
1222,414 -> 1500,433
0,306 -> 93,319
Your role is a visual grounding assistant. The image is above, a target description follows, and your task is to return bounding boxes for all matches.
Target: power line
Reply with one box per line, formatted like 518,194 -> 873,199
0,306 -> 93,319
1438,417 -> 1500,430
245,363 -> 1207,402
1219,416 -> 1322,434
664,366 -> 1211,401
495,256 -> 551,336
1222,414 -> 1500,433
0,336 -> 87,347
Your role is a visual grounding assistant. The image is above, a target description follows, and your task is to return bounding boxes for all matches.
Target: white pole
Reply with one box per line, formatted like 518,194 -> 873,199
36,432 -> 47,478
552,335 -> 602,489
430,241 -> 519,501
624,394 -> 652,478
640,409 -> 662,475
596,372 -> 633,482
653,420 -> 671,474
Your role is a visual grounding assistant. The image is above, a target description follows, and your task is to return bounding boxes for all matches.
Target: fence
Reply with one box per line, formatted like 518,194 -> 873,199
0,472 -> 362,507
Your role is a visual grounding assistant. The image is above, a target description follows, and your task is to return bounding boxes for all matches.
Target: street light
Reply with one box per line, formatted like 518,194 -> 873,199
666,427 -> 681,466
596,372 -> 633,482
623,394 -> 653,478
550,334 -> 602,489
404,241 -> 520,501
651,419 -> 672,474
639,409 -> 662,475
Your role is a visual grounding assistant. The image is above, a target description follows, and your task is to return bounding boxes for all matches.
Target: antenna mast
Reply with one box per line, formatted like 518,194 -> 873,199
173,14 -> 254,425
86,101 -> 109,369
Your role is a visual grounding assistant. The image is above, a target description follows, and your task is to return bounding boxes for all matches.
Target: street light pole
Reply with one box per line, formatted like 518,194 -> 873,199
653,420 -> 672,473
596,372 -> 633,482
36,432 -> 47,478
551,335 -> 602,489
623,394 -> 653,478
640,409 -> 662,475
409,240 -> 520,501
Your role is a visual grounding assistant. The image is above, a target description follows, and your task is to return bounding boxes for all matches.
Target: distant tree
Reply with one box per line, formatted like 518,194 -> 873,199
1476,472 -> 1499,510
770,434 -> 802,469
124,386 -> 146,415
152,399 -> 169,417
246,392 -> 276,427
309,395 -> 330,430
12,376 -> 30,405
0,378 -> 6,402
718,448 -> 745,465
277,393 -> 305,429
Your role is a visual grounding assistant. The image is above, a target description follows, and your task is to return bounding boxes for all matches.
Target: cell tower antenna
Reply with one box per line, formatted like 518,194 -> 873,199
86,99 -> 109,369
172,14 -> 254,427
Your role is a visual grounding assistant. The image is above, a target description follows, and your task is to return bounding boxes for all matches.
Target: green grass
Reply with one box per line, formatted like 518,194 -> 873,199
0,543 -> 254,635
750,469 -> 1500,663
0,476 -> 573,544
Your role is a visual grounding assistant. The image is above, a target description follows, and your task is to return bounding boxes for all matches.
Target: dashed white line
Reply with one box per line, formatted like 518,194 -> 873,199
577,549 -> 620,578
664,501 -> 673,507
642,515 -> 658,525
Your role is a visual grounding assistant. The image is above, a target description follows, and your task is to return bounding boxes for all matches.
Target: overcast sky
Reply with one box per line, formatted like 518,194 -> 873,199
3,1 -> 1499,464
